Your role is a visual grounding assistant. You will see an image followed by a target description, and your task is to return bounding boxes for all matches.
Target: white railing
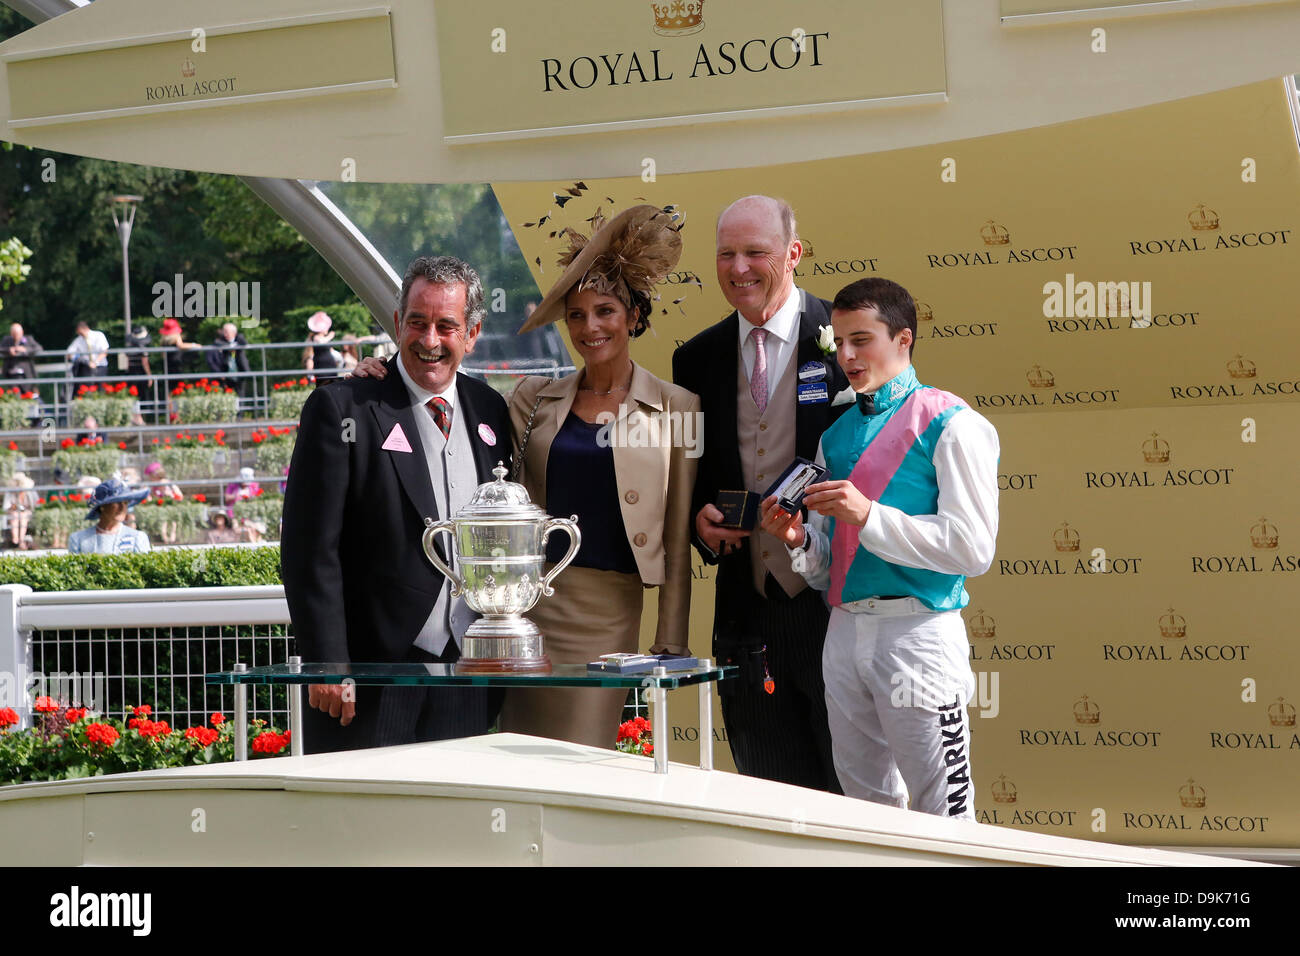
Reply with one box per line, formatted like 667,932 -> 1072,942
0,583 -> 292,730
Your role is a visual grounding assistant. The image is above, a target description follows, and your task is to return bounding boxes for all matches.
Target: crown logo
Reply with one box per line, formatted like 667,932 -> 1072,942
1073,694 -> 1101,725
181,58 -> 196,78
968,608 -> 995,640
652,1 -> 705,35
1187,203 -> 1220,231
1158,607 -> 1187,640
1268,697 -> 1296,728
915,301 -> 933,323
980,220 -> 1010,246
1250,517 -> 1278,550
801,239 -> 815,258
991,774 -> 1017,804
1141,431 -> 1170,464
1053,521 -> 1080,553
1026,364 -> 1054,388
1226,354 -> 1257,379
1178,778 -> 1206,809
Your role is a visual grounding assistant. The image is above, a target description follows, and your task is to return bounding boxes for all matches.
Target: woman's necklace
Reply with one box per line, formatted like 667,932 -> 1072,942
579,367 -> 633,397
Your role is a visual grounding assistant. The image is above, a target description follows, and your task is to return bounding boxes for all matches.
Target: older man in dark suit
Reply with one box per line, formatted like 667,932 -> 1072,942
673,196 -> 850,792
0,323 -> 41,381
281,256 -> 511,753
205,322 -> 251,397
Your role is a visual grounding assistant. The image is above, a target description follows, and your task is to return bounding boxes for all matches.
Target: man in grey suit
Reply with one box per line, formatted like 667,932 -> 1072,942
673,196 -> 850,792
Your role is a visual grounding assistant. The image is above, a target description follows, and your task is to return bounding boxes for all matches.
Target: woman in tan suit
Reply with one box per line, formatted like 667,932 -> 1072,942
501,205 -> 699,747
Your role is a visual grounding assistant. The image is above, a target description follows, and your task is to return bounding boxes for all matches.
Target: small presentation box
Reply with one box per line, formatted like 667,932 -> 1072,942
764,457 -> 827,515
714,489 -> 760,530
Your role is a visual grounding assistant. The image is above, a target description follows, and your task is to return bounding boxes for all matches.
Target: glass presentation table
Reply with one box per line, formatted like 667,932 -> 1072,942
207,660 -> 736,775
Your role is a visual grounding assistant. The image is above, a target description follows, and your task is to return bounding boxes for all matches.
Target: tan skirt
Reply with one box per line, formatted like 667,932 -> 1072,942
498,564 -> 643,749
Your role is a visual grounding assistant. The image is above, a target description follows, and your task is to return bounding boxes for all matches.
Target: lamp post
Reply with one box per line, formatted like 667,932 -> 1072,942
110,195 -> 143,341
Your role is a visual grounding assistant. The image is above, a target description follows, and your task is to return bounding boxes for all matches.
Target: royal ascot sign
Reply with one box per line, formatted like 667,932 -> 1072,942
433,0 -> 946,143
3,8 -> 395,128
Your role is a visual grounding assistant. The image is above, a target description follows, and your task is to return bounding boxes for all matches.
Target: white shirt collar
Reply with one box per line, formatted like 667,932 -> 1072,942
736,285 -> 801,346
394,354 -> 458,410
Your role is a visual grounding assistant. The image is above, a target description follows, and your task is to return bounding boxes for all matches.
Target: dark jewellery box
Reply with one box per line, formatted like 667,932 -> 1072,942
764,457 -> 827,514
715,489 -> 760,530
715,457 -> 827,530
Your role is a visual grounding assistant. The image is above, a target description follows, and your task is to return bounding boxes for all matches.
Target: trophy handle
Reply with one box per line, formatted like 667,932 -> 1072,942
422,518 -> 464,598
539,515 -> 581,597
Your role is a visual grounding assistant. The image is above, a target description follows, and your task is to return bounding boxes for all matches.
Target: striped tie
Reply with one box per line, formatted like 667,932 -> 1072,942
427,396 -> 452,439
749,327 -> 768,415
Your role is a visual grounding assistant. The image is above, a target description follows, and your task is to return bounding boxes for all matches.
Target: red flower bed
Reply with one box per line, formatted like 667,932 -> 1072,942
171,378 -> 234,397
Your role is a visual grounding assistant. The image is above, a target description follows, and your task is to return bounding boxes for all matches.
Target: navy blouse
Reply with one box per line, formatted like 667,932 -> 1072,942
544,412 -> 638,574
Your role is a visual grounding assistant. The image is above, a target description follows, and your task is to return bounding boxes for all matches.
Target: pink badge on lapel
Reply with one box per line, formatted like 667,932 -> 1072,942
382,423 -> 413,453
477,423 -> 497,446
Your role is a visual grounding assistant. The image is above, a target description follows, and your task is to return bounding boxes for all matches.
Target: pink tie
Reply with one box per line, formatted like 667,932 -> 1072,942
749,327 -> 768,415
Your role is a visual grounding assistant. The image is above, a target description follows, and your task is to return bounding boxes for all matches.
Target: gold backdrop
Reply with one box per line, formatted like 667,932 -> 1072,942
493,78 -> 1300,848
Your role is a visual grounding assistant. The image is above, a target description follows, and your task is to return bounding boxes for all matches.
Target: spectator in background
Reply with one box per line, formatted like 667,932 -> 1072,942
143,462 -> 183,500
206,322 -> 251,397
370,330 -> 397,362
206,510 -> 239,545
67,477 -> 151,555
4,471 -> 35,549
303,311 -> 340,383
224,466 -> 260,507
1,323 -> 41,380
339,335 -> 361,373
75,415 -> 101,445
125,326 -> 154,425
65,321 -> 108,379
159,317 -> 202,385
65,321 -> 109,414
239,517 -> 266,544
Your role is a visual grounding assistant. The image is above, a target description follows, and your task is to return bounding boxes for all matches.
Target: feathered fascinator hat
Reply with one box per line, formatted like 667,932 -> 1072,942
518,204 -> 682,335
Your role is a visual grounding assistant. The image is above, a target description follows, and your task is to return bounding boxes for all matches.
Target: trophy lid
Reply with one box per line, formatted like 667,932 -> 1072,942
456,462 -> 546,520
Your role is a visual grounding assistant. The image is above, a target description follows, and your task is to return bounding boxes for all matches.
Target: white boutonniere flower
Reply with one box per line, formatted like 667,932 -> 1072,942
817,324 -> 836,355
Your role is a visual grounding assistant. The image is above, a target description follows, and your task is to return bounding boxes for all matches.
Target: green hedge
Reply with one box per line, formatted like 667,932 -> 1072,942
254,434 -> 295,476
0,546 -> 283,591
51,447 -> 122,481
69,394 -> 134,428
0,401 -> 34,431
282,302 -> 376,340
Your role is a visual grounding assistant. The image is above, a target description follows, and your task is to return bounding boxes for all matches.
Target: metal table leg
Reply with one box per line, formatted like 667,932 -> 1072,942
233,662 -> 248,762
698,658 -> 714,771
652,667 -> 667,775
288,655 -> 304,757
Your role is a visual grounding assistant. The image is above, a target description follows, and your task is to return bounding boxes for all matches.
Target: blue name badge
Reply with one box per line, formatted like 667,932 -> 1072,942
797,382 -> 830,405
798,360 -> 828,383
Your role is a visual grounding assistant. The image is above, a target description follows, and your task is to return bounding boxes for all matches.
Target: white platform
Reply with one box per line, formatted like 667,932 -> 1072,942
0,734 -> 1264,866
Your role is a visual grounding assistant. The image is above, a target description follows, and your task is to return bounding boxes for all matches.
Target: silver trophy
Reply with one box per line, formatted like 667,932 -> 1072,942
421,463 -> 580,672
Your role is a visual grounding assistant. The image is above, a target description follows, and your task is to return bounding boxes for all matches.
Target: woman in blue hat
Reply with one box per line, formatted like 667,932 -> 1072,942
67,477 -> 152,554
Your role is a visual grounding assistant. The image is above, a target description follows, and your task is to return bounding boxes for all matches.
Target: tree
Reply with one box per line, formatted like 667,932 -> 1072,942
0,235 -> 32,312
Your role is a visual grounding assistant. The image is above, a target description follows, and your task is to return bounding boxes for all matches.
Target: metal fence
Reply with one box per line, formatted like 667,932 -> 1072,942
7,340 -> 575,429
1,584 -> 293,730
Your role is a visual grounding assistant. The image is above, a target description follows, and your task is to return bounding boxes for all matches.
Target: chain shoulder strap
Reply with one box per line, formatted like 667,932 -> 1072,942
510,388 -> 545,482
